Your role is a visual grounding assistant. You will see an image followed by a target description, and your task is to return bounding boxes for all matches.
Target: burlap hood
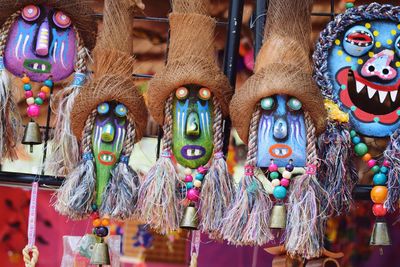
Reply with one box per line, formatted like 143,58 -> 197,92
147,0 -> 232,125
0,0 -> 97,50
230,0 -> 326,144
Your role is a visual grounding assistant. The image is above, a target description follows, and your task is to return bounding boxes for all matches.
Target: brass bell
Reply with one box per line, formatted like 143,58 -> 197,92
90,241 -> 111,265
370,220 -> 391,246
270,204 -> 286,229
180,204 -> 199,230
22,121 -> 42,152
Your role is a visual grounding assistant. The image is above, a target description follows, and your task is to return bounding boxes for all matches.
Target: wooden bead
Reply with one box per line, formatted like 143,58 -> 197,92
92,218 -> 101,227
194,180 -> 202,188
282,170 -> 292,179
26,97 -> 35,105
184,168 -> 192,175
41,86 -> 51,94
362,153 -> 372,162
271,179 -> 280,187
101,218 -> 110,227
370,186 -> 388,204
22,76 -> 30,83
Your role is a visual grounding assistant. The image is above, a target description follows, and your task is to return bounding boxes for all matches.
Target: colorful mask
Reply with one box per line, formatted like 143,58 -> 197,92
172,85 -> 214,169
257,95 -> 306,167
328,20 -> 400,137
92,102 -> 127,206
5,5 -> 77,82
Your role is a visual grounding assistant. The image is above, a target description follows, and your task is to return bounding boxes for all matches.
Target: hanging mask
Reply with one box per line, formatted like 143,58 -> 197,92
172,85 -> 214,169
257,95 -> 306,167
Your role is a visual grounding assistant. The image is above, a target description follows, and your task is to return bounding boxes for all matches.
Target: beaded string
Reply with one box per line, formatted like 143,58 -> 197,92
184,166 -> 208,204
268,159 -> 294,201
22,74 -> 53,119
350,130 -> 389,220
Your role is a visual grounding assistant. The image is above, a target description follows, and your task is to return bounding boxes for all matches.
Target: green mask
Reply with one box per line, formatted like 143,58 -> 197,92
172,85 -> 214,169
92,101 -> 127,206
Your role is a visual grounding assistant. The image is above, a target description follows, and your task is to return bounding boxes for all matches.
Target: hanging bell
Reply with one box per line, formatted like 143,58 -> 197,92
22,121 -> 42,152
180,204 -> 199,230
269,204 -> 286,229
370,219 -> 391,246
90,241 -> 111,265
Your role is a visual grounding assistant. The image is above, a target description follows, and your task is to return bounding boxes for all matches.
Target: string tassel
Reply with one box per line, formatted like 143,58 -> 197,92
384,129 -> 400,212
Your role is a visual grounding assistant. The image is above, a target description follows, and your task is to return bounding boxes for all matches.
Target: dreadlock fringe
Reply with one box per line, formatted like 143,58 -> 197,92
53,158 -> 96,220
318,124 -> 355,215
200,153 -> 233,236
136,151 -> 182,234
384,129 -> 400,212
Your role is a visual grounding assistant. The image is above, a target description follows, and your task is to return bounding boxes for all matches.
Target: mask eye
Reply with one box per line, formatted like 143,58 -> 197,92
287,97 -> 302,111
199,87 -> 211,100
21,5 -> 40,22
175,87 -> 188,100
395,35 -> 400,58
53,11 -> 71,28
260,97 -> 275,110
97,102 -> 110,115
114,104 -> 127,117
343,25 -> 374,57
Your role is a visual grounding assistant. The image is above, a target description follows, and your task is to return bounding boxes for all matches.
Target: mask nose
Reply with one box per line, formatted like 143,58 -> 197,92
361,49 -> 397,80
273,117 -> 288,140
101,123 -> 115,142
186,112 -> 200,137
35,19 -> 50,56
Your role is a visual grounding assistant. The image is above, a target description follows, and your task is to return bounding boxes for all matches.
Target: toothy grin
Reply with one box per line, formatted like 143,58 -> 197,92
181,145 -> 205,160
269,144 -> 293,159
23,59 -> 51,73
98,151 -> 116,165
273,148 -> 289,157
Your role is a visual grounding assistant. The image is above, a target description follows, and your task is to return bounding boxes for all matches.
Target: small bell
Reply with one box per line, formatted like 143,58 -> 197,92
269,204 -> 286,229
180,204 -> 199,230
90,241 -> 111,265
370,219 -> 391,246
22,121 -> 42,153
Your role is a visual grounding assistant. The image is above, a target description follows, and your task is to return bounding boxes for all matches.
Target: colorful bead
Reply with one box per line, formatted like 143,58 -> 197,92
197,166 -> 207,174
41,86 -> 51,94
371,165 -> 380,173
280,178 -> 290,187
92,218 -> 101,227
370,186 -> 388,204
383,160 -> 390,167
94,226 -> 109,237
26,97 -> 35,105
373,173 -> 387,185
101,218 -> 110,227
273,186 -> 287,200
195,173 -> 204,181
270,171 -> 279,180
362,153 -> 372,162
350,130 -> 356,137
367,159 -> 376,168
44,79 -> 54,88
90,211 -> 99,219
282,170 -> 292,179
22,76 -> 30,83
268,163 -> 278,172
187,188 -> 200,202
351,136 -> 361,144
91,204 -> 98,211
25,91 -> 33,98
354,143 -> 368,156
34,97 -> 44,105
372,204 -> 387,217
23,84 -> 32,91
285,164 -> 294,172
184,175 -> 193,182
380,166 -> 389,174
186,182 -> 194,189
38,92 -> 46,100
27,104 -> 40,117
271,179 -> 280,187
345,2 -> 354,8
184,168 -> 192,175
194,180 -> 202,188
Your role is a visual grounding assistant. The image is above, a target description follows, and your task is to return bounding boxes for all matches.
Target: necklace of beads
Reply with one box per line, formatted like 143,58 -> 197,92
268,160 -> 294,201
21,74 -> 53,119
350,130 -> 389,217
183,166 -> 208,203
90,204 -> 111,238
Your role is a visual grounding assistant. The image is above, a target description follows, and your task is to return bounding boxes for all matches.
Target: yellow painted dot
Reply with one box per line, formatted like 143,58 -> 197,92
335,39 -> 341,45
398,24 -> 400,30
345,56 -> 352,62
357,59 -> 364,65
337,50 -> 343,56
388,39 -> 393,45
392,29 -> 397,35
376,41 -> 381,48
365,23 -> 371,29
369,51 -> 375,57
373,30 -> 379,37
396,62 -> 400,68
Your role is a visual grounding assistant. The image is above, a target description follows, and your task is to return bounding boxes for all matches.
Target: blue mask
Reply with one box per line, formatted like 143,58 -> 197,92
328,21 -> 400,137
257,95 -> 306,167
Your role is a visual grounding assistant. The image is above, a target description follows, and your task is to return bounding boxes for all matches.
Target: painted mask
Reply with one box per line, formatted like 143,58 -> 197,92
257,94 -> 306,167
329,21 -> 400,137
92,102 -> 128,206
172,85 -> 214,169
4,4 -> 77,82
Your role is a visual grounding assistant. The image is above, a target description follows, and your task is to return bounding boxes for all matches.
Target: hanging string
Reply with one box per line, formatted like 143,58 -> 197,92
22,182 -> 39,267
189,230 -> 201,267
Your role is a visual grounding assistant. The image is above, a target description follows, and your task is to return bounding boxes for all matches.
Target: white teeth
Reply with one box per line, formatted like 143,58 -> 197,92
33,63 -> 38,70
194,149 -> 201,156
367,87 -> 377,99
41,64 -> 46,71
356,81 -> 365,93
378,91 -> 388,103
390,91 -> 398,102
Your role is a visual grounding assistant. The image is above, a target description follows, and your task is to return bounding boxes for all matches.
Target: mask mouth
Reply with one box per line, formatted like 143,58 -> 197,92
181,145 -> 205,160
23,59 -> 52,73
269,144 -> 292,159
98,151 -> 116,166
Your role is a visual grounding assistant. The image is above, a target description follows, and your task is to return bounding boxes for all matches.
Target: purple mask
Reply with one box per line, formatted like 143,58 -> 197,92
4,5 -> 77,82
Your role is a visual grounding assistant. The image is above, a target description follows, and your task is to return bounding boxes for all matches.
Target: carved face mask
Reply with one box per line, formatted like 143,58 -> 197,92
92,102 -> 127,206
4,4 -> 77,82
257,94 -> 306,167
172,85 -> 214,169
329,21 -> 400,137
